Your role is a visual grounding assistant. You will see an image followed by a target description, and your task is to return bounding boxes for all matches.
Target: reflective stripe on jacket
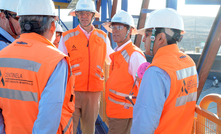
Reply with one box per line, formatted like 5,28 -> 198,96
63,25 -> 107,92
106,42 -> 145,118
148,44 -> 198,134
0,33 -> 75,134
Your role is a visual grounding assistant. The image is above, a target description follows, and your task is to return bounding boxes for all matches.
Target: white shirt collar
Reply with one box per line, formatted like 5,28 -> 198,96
79,25 -> 94,39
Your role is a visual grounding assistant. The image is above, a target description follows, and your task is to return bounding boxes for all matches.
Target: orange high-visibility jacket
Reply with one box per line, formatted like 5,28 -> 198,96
63,25 -> 107,92
106,42 -> 145,118
148,44 -> 198,134
0,33 -> 75,134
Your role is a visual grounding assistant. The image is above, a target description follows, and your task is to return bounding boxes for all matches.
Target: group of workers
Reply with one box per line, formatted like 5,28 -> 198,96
0,0 -> 198,134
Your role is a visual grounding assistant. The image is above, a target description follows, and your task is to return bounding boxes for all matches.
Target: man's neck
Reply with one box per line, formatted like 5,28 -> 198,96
80,24 -> 93,33
117,38 -> 130,48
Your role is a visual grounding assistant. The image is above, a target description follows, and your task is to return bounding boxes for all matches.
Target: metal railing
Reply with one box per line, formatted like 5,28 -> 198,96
192,94 -> 221,134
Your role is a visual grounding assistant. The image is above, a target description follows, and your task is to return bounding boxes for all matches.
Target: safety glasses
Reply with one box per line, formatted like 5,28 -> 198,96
7,12 -> 19,21
145,30 -> 152,37
56,32 -> 62,37
109,25 -> 125,31
76,11 -> 93,17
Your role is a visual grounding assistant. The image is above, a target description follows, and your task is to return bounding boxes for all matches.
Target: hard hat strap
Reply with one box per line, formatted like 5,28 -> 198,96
150,28 -> 156,56
21,17 -> 48,34
87,13 -> 95,27
119,26 -> 131,43
165,28 -> 183,42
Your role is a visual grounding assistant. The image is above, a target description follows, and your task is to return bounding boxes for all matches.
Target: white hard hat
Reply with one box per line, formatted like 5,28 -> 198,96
0,0 -> 20,13
102,10 -> 137,35
56,24 -> 64,33
137,8 -> 185,35
68,0 -> 100,18
17,0 -> 57,16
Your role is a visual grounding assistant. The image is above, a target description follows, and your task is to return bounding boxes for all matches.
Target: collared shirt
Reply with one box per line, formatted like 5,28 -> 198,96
58,25 -> 114,65
131,66 -> 171,134
0,27 -> 15,50
131,66 -> 199,133
0,58 -> 68,134
114,40 -> 147,82
79,25 -> 93,39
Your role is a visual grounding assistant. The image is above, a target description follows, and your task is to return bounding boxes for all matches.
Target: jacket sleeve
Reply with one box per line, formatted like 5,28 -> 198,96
58,36 -> 68,55
32,58 -> 68,134
131,66 -> 171,134
0,41 -> 8,51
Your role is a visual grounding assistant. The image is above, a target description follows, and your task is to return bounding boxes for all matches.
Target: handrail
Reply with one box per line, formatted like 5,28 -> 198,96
195,105 -> 221,126
196,93 -> 221,134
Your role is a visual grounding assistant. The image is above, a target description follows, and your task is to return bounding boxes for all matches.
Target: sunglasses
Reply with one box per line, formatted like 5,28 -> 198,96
56,32 -> 62,37
145,30 -> 152,37
7,12 -> 19,21
109,25 -> 125,31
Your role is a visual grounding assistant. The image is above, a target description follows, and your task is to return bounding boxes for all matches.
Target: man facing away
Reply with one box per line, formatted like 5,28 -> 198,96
0,0 -> 21,50
0,0 -> 75,133
102,10 -> 146,134
131,8 -> 199,134
58,0 -> 114,133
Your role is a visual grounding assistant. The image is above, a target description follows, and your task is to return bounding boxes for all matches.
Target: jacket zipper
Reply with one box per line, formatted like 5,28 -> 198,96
87,40 -> 90,91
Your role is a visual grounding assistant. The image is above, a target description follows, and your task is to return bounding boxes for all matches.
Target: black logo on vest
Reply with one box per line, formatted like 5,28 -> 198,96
0,71 -> 5,86
4,72 -> 33,86
179,80 -> 188,97
71,45 -> 77,51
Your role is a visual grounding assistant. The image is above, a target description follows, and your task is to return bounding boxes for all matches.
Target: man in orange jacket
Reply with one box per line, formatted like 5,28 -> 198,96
102,10 -> 146,134
58,0 -> 114,133
131,8 -> 198,134
0,0 -> 75,133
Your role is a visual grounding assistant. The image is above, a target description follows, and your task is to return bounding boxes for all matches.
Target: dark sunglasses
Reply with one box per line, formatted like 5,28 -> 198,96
145,30 -> 152,37
7,12 -> 19,21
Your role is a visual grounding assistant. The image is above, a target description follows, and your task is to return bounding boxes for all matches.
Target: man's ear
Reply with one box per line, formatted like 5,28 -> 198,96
157,32 -> 166,45
127,27 -> 133,37
51,21 -> 56,33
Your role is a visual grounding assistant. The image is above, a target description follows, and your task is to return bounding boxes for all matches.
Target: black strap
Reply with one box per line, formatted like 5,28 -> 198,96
0,34 -> 12,44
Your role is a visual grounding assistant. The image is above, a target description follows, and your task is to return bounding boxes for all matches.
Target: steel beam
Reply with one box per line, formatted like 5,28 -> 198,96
121,0 -> 128,11
166,0 -> 177,10
94,0 -> 102,28
111,0 -> 118,18
134,0 -> 150,47
100,0 -> 107,32
196,6 -> 221,101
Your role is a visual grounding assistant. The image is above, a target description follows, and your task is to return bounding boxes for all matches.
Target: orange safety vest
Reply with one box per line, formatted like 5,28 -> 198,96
63,25 -> 107,92
0,33 -> 75,134
147,44 -> 198,134
106,42 -> 145,118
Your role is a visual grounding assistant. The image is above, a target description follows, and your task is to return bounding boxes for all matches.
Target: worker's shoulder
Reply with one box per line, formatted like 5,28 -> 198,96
94,28 -> 107,36
63,27 -> 79,35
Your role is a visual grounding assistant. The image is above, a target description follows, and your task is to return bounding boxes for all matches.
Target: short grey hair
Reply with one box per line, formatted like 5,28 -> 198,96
19,16 -> 55,35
